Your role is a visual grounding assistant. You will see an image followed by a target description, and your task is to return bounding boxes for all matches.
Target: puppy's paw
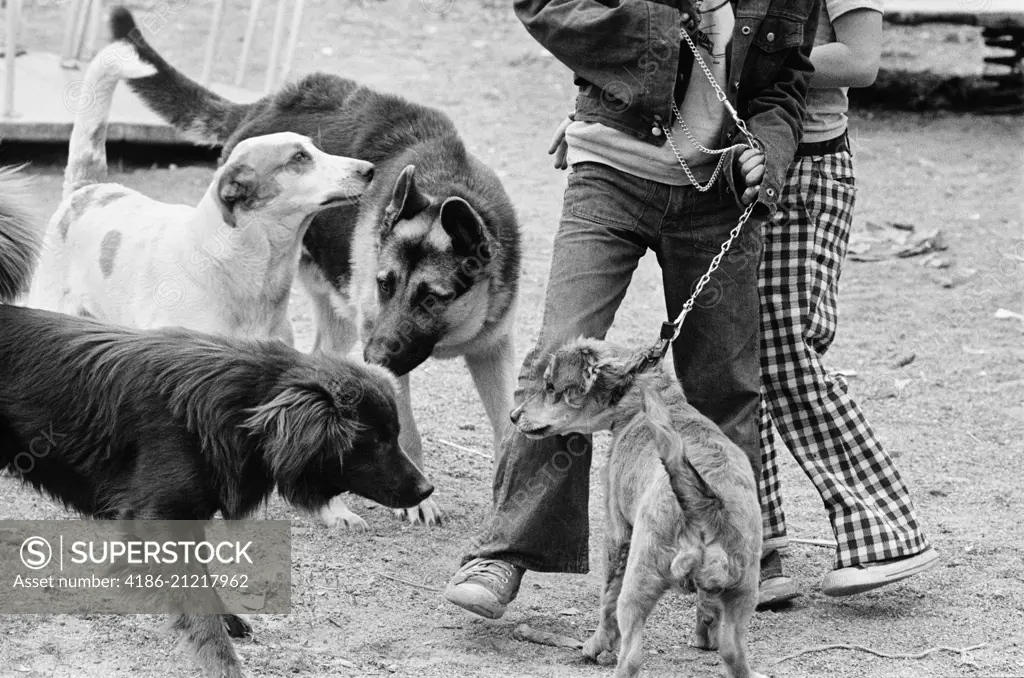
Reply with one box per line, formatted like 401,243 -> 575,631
222,614 -> 253,638
393,498 -> 442,526
583,630 -> 616,660
318,498 -> 370,531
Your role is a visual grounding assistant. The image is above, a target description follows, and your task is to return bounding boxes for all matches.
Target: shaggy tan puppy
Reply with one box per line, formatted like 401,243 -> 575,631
511,337 -> 765,678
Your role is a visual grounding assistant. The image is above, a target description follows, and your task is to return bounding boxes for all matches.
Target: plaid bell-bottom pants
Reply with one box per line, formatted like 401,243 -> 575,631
758,148 -> 932,570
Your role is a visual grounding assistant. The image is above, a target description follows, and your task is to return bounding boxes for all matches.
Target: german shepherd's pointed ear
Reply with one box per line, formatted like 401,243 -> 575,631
214,162 -> 260,228
440,196 -> 492,259
383,165 -> 431,234
242,385 -> 362,482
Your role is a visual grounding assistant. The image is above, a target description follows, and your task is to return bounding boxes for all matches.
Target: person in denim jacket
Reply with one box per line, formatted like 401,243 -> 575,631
445,0 -> 821,620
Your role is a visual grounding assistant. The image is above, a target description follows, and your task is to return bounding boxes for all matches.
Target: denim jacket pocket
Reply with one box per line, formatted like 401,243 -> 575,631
753,14 -> 805,53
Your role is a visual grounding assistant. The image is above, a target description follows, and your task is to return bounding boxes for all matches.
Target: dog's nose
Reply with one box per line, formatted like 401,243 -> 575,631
360,164 -> 375,182
416,479 -> 434,501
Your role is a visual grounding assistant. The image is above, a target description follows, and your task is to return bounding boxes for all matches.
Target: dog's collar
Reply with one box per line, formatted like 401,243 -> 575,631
607,335 -> 672,406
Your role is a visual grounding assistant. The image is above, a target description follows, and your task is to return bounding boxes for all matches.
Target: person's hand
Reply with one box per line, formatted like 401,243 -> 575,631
547,116 -> 573,170
737,147 -> 765,206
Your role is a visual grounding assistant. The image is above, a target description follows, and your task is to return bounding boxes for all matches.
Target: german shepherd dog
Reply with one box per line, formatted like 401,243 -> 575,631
510,338 -> 764,678
110,7 -> 522,528
0,168 -> 433,678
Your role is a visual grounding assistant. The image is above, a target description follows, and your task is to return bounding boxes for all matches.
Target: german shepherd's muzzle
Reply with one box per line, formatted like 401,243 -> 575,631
362,307 -> 439,376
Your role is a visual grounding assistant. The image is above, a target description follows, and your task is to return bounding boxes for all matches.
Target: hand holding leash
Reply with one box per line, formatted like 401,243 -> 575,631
736,146 -> 765,206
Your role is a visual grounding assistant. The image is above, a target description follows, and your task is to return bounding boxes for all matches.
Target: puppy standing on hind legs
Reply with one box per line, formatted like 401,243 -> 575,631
512,338 -> 765,678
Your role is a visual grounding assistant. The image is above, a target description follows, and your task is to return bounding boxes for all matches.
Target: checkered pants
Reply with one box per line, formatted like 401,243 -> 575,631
758,149 -> 931,570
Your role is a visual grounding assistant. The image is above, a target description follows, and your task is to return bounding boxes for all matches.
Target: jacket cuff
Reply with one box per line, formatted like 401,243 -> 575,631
721,130 -> 782,216
755,134 -> 785,216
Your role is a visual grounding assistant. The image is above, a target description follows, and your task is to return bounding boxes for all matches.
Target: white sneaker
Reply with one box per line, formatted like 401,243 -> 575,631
821,547 -> 940,597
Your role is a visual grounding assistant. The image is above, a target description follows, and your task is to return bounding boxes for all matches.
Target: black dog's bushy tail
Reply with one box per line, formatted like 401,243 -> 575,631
0,167 -> 42,303
109,6 -> 253,145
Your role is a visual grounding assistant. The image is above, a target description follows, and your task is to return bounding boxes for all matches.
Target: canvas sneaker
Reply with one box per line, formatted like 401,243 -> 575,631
757,548 -> 801,610
444,558 -> 525,619
821,547 -> 940,597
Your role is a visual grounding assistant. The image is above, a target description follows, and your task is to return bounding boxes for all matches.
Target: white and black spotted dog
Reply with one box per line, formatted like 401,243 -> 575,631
27,42 -> 374,343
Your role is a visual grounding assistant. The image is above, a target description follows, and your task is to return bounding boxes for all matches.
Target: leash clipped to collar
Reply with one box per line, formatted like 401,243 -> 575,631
639,321 -> 678,372
627,321 -> 677,380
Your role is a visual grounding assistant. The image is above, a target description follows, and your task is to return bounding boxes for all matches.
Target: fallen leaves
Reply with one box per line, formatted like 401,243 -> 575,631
895,229 -> 948,259
891,353 -> 916,368
848,220 -> 949,263
513,624 -> 584,650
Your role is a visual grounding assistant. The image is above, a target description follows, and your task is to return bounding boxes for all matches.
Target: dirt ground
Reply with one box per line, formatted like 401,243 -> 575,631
1,0 -> 1022,676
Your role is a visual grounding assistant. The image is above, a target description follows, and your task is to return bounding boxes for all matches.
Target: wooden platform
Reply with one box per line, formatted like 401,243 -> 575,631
0,51 -> 261,145
884,0 -> 1024,29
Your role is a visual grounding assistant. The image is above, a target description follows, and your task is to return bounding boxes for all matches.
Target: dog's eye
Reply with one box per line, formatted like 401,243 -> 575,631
292,150 -> 310,163
377,275 -> 393,298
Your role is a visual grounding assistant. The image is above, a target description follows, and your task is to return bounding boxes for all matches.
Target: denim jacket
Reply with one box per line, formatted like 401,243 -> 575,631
514,0 -> 821,214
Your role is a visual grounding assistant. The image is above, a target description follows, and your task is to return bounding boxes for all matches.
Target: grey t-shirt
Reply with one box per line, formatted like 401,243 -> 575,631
564,0 -> 736,186
804,0 -> 884,143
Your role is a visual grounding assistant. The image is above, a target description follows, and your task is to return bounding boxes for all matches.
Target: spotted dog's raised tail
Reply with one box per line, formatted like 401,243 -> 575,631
0,167 -> 42,302
63,41 -> 157,199
109,6 -> 254,147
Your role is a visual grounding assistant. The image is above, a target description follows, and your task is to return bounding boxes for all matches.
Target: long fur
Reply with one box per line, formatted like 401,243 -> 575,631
0,178 -> 432,677
0,167 -> 42,301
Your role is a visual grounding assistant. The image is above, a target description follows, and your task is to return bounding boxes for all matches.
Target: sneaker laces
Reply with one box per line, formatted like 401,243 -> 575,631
463,560 -> 517,587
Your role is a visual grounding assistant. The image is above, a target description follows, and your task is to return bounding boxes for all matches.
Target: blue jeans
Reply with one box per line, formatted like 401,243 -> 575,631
464,162 -> 764,573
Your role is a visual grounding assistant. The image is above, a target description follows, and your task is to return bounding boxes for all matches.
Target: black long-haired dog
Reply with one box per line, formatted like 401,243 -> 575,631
0,168 -> 433,677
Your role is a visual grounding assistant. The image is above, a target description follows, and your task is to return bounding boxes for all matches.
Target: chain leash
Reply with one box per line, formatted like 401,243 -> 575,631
639,11 -> 763,371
